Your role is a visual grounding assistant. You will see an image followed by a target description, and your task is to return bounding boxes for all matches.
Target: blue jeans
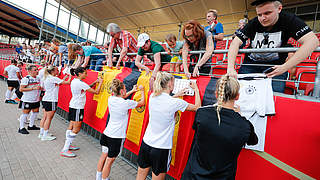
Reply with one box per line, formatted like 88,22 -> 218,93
89,58 -> 105,71
238,65 -> 288,93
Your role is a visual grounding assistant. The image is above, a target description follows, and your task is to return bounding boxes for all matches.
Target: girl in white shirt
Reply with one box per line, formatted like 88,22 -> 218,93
18,65 -> 41,135
4,59 -> 21,104
60,67 -> 103,158
39,65 -> 71,141
136,72 -> 201,180
96,79 -> 145,180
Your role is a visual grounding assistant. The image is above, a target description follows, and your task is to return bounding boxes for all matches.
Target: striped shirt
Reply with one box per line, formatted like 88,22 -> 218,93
110,30 -> 138,61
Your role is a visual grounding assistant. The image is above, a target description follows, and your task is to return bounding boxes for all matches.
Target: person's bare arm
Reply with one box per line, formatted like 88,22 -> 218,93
185,82 -> 201,111
81,56 -> 90,68
182,43 -> 190,78
192,35 -> 214,77
136,86 -> 145,107
135,55 -> 150,73
60,75 -> 72,85
20,84 -> 41,92
107,43 -> 114,67
227,36 -> 242,78
152,52 -> 161,78
214,33 -> 224,41
86,78 -> 103,94
116,47 -> 128,69
267,32 -> 319,77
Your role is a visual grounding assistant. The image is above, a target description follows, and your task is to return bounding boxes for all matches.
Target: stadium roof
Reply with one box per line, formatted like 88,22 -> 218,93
0,0 -> 86,41
59,0 -> 313,41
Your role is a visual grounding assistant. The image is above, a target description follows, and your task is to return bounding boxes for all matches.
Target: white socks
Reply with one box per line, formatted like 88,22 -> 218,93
96,171 -> 102,180
43,130 -> 48,137
62,131 -> 77,152
66,129 -> 72,138
40,128 -> 44,136
19,114 -> 28,129
102,178 -> 109,180
11,92 -> 17,100
5,89 -> 12,100
29,112 -> 38,127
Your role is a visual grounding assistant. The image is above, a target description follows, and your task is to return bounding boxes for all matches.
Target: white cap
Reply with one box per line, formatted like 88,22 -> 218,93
137,33 -> 150,47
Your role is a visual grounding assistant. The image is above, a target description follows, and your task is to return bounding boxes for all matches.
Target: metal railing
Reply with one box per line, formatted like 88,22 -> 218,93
1,47 -> 320,98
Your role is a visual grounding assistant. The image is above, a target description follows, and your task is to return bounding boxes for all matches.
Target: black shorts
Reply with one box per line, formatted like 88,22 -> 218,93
68,108 -> 84,122
100,134 -> 124,158
19,101 -> 40,110
42,101 -> 58,111
7,80 -> 19,88
137,141 -> 171,176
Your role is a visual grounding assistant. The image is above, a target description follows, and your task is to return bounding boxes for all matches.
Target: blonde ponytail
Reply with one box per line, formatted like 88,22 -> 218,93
111,78 -> 124,96
44,65 -> 56,80
214,75 -> 240,125
153,72 -> 174,97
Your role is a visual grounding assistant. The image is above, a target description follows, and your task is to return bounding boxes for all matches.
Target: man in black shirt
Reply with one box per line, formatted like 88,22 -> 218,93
227,0 -> 319,93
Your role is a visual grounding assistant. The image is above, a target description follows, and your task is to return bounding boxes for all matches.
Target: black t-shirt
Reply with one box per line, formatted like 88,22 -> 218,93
236,11 -> 312,65
181,106 -> 258,180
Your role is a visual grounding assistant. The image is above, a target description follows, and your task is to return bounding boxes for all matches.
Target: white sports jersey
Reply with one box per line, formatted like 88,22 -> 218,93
20,76 -> 41,103
38,68 -> 45,87
69,78 -> 90,109
4,65 -> 20,81
236,73 -> 275,151
103,96 -> 138,138
143,93 -> 189,149
42,75 -> 64,102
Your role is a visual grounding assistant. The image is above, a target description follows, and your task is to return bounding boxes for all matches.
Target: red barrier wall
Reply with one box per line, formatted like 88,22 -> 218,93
0,60 -> 319,179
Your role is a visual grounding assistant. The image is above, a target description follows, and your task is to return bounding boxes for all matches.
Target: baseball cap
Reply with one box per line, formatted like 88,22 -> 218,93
251,0 -> 282,6
137,33 -> 150,47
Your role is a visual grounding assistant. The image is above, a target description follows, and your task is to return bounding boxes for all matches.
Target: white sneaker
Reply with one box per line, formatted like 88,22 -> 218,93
38,134 -> 43,139
41,135 -> 56,141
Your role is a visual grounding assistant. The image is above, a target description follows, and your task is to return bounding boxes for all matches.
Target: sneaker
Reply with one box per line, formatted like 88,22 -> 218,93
18,128 -> 29,134
38,134 -> 43,139
8,100 -> 18,104
69,145 -> 80,151
5,100 -> 10,103
27,125 -> 40,130
14,98 -> 20,102
41,135 -> 56,141
60,151 -> 76,158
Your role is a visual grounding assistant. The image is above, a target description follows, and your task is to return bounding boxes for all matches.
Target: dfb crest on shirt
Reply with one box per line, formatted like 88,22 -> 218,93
245,85 -> 256,95
135,105 -> 145,113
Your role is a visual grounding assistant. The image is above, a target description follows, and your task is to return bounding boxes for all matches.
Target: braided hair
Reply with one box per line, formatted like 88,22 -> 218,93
215,75 -> 240,125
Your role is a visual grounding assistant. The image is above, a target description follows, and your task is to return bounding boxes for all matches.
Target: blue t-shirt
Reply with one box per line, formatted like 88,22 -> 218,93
204,22 -> 224,48
82,46 -> 104,60
15,46 -> 22,54
165,41 -> 183,59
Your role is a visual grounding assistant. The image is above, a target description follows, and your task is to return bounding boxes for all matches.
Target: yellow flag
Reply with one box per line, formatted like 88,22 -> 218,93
93,68 -> 123,118
126,71 -> 151,145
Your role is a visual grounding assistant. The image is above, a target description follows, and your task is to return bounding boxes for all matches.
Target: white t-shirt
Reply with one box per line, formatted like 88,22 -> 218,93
236,74 -> 275,119
4,65 -> 20,81
103,96 -> 138,138
20,76 -> 41,103
42,75 -> 64,102
143,93 -> 189,149
69,78 -> 90,109
38,68 -> 45,87
236,73 -> 275,152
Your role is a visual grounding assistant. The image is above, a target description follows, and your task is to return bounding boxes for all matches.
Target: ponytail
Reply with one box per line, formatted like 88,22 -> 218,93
111,78 -> 124,96
153,71 -> 174,97
70,67 -> 86,76
214,75 -> 240,125
44,65 -> 56,80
